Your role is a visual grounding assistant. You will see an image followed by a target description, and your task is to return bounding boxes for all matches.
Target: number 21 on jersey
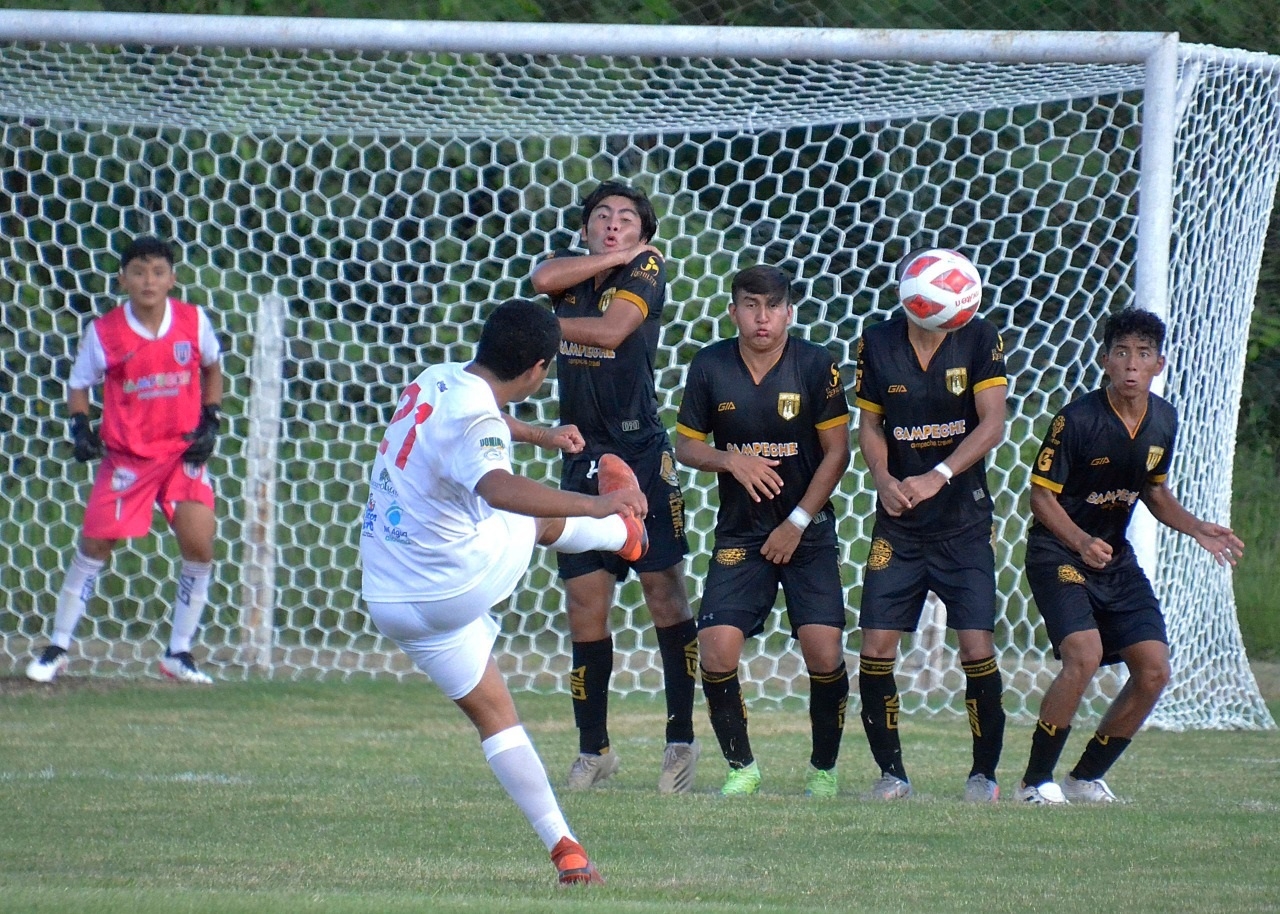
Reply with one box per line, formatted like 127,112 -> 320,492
379,382 -> 433,470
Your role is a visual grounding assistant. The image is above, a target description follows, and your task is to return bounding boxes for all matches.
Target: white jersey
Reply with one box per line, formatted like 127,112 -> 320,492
360,362 -> 519,602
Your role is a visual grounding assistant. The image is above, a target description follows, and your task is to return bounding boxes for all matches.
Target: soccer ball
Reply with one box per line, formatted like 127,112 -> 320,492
897,248 -> 983,332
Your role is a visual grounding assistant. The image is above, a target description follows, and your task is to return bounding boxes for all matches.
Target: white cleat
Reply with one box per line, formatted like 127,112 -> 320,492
868,772 -> 913,800
1062,775 -> 1119,803
567,750 -> 620,790
159,651 -> 214,685
658,739 -> 700,795
1014,781 -> 1069,805
26,646 -> 69,683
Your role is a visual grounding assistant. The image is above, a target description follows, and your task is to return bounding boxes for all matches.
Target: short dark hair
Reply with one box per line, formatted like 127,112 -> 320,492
473,299 -> 561,381
579,182 -> 658,243
1103,307 -> 1166,353
120,236 -> 175,271
731,265 -> 792,306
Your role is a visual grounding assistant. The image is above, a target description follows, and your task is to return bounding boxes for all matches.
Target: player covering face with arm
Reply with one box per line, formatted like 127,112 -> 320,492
529,181 -> 701,795
1015,307 -> 1244,805
675,265 -> 852,798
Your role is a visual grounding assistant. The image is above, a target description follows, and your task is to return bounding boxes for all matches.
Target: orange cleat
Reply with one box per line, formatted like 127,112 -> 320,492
616,514 -> 649,562
551,836 -> 605,886
598,453 -> 641,496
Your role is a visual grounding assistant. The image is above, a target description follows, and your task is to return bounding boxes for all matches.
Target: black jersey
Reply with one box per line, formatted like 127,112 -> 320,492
547,249 -> 666,459
1028,387 -> 1177,561
854,314 -> 1006,540
676,335 -> 849,544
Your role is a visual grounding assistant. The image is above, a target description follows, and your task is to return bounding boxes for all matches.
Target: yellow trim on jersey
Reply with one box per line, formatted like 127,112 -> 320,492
675,422 -> 708,441
854,397 -> 884,415
1149,473 -> 1168,484
611,289 -> 650,320
973,376 -> 1009,394
815,414 -> 850,431
1030,473 -> 1064,493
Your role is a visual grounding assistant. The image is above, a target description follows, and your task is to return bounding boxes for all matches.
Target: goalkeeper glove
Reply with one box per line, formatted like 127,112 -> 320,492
69,413 -> 104,463
182,404 -> 222,465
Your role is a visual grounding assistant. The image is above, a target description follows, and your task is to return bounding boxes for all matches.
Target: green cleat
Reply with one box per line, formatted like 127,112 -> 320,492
804,765 -> 838,799
720,761 -> 762,797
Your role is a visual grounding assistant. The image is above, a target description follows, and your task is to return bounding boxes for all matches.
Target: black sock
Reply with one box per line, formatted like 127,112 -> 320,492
1069,732 -> 1132,781
656,619 -> 698,744
859,655 -> 907,781
701,665 -> 753,768
808,661 -> 849,771
1022,720 -> 1071,787
571,637 -> 613,754
962,656 -> 1006,780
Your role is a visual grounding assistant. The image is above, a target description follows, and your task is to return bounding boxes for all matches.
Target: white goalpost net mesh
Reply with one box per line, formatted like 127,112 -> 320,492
0,21 -> 1275,729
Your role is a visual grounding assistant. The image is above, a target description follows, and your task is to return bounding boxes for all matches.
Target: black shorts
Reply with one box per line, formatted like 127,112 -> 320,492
697,517 -> 847,639
556,443 -> 689,581
1025,546 -> 1166,665
857,520 -> 996,632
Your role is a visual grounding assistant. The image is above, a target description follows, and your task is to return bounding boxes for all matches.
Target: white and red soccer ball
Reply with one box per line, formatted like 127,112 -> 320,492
897,248 -> 983,331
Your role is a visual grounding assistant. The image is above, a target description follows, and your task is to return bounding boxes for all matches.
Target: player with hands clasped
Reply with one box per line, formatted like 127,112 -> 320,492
1015,307 -> 1245,805
675,266 -> 852,798
531,181 -> 700,794
360,298 -> 653,886
26,236 -> 224,685
853,247 -> 1009,802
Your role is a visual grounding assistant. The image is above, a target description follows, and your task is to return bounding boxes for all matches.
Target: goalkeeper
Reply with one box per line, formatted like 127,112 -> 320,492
1015,307 -> 1245,804
26,235 -> 224,685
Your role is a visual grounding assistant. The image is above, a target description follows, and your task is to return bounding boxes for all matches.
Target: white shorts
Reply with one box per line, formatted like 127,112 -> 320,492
366,511 -> 536,700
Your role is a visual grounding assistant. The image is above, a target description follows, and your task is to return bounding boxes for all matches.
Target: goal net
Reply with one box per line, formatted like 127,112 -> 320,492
0,15 -> 1275,729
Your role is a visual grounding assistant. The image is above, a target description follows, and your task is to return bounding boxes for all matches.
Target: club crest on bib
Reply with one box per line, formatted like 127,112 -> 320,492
945,367 -> 968,396
1146,446 -> 1165,471
598,288 -> 614,313
173,341 -> 192,365
777,392 -> 801,420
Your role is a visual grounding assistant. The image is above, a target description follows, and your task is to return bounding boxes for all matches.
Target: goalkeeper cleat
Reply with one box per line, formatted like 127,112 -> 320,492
26,645 -> 69,683
720,761 -> 761,797
1014,781 -> 1069,805
567,749 -> 620,791
868,772 -> 913,801
1062,775 -> 1118,804
658,739 -> 700,795
803,765 -> 839,799
963,773 -> 1000,803
551,836 -> 605,886
159,650 -> 214,685
615,514 -> 649,563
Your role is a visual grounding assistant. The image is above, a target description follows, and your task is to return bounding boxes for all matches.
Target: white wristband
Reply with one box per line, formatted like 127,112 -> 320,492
787,506 -> 812,530
934,462 -> 954,483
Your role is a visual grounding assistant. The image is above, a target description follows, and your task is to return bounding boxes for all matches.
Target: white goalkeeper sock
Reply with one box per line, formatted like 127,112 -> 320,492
547,516 -> 627,554
168,560 -> 212,654
51,550 -> 106,649
481,725 -> 573,851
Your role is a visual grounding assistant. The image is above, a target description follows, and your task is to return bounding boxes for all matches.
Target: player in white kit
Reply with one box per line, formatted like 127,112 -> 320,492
360,298 -> 647,886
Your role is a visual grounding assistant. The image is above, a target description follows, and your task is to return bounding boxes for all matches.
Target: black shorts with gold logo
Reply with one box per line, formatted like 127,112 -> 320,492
696,514 -> 846,638
857,520 -> 996,631
556,443 -> 689,581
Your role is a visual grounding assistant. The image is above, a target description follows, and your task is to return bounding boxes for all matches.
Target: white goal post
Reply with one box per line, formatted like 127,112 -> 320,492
0,12 -> 1275,730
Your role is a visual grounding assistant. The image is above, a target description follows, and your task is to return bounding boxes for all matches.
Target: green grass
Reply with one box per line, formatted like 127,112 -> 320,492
1,678 -> 1278,914
1233,444 -> 1280,659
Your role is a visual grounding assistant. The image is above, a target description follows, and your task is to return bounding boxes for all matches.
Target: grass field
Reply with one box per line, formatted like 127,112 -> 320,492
2,676 -> 1277,914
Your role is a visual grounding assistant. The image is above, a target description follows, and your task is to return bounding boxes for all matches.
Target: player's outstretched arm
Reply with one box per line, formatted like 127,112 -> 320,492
674,431 -> 782,504
502,414 -> 585,454
475,468 -> 646,519
1030,483 -> 1114,569
1141,481 -> 1245,567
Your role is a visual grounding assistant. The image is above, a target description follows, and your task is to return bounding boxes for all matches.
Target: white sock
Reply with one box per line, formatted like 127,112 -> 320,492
168,560 -> 212,654
52,550 -> 106,649
547,516 -> 627,554
481,726 -> 573,851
